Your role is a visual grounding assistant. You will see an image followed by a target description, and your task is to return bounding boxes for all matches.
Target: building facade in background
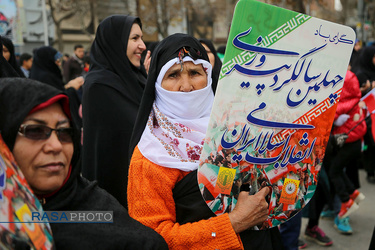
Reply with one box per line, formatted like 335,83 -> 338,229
1,0 -> 374,55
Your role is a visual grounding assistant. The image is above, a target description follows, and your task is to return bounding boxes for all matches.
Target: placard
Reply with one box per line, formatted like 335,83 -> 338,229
198,0 -> 355,229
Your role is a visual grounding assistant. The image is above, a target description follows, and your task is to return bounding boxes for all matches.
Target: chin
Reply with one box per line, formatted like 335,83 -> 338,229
34,179 -> 65,195
131,60 -> 141,68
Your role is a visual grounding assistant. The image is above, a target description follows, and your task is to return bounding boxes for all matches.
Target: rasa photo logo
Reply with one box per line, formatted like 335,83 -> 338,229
32,211 -> 113,223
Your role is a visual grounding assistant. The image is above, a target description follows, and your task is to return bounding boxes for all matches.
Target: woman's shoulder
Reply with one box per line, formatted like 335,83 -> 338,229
131,146 -> 145,162
130,146 -> 187,182
50,177 -> 169,249
132,147 -> 178,170
83,80 -> 116,92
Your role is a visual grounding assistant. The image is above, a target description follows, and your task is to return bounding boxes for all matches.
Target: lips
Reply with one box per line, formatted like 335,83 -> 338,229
39,162 -> 65,172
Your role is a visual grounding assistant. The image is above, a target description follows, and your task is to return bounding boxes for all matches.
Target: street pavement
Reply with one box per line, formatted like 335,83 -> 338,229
299,169 -> 375,250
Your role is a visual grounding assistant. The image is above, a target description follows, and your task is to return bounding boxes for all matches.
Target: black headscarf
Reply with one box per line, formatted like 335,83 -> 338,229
0,78 -> 80,193
199,38 -> 222,90
0,38 -> 19,77
30,46 -> 82,132
30,46 -> 65,90
0,36 -> 25,77
0,77 -> 168,250
353,45 -> 375,86
84,15 -> 147,102
82,15 -> 147,207
129,33 -> 213,156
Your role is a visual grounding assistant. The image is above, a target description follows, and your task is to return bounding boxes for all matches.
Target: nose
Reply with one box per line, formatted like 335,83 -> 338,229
139,40 -> 146,51
179,77 -> 193,92
43,131 -> 63,153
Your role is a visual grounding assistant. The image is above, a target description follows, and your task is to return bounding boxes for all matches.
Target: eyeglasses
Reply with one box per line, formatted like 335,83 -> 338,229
18,124 -> 74,143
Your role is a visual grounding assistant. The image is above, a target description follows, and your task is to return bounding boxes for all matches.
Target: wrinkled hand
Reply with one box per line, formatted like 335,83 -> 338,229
65,76 -> 84,90
334,114 -> 350,127
144,50 -> 151,75
228,187 -> 269,233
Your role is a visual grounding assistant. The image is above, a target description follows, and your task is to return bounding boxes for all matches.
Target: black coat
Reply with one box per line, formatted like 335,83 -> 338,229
30,46 -> 65,91
82,15 -> 147,208
0,78 -> 168,250
63,56 -> 83,83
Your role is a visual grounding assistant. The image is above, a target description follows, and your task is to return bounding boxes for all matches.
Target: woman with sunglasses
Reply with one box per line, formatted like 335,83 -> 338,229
127,34 -> 283,249
0,77 -> 168,249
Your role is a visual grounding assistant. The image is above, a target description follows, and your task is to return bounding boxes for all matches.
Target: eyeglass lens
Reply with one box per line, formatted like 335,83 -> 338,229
20,124 -> 73,142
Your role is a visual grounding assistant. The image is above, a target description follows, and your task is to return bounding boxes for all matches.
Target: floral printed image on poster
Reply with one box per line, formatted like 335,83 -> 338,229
198,0 -> 355,229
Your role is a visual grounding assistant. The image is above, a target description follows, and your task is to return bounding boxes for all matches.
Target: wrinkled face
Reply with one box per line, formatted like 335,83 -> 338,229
2,45 -> 10,61
12,103 -> 73,195
126,23 -> 146,68
201,43 -> 215,68
161,61 -> 207,92
74,47 -> 85,59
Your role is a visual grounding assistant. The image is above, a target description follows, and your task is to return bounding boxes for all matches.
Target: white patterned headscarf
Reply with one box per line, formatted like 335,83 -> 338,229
138,56 -> 214,171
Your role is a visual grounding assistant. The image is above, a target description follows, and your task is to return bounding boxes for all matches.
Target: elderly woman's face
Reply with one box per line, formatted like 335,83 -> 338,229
12,103 -> 73,195
161,61 -> 207,92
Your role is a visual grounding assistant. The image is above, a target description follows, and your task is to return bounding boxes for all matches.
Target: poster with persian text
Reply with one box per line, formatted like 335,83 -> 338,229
198,0 -> 355,229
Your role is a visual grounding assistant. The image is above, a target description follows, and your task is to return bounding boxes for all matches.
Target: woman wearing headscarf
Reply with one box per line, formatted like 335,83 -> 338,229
1,36 -> 25,77
199,38 -> 222,89
328,70 -> 366,233
353,45 -> 375,90
128,33 -> 283,250
0,76 -> 53,248
352,45 -> 375,184
0,38 -> 19,77
82,15 -> 147,207
30,46 -> 83,91
0,77 -> 168,250
30,46 -> 65,90
30,46 -> 84,133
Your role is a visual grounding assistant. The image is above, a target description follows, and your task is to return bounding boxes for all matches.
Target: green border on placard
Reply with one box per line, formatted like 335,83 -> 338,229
220,0 -> 311,80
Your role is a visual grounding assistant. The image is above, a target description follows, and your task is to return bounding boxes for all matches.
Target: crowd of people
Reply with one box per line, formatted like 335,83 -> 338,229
1,14 -> 375,250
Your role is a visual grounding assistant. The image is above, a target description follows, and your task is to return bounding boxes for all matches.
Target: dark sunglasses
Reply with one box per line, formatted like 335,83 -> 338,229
18,124 -> 74,143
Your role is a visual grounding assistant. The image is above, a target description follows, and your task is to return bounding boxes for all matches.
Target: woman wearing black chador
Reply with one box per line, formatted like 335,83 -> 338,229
82,15 -> 148,208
